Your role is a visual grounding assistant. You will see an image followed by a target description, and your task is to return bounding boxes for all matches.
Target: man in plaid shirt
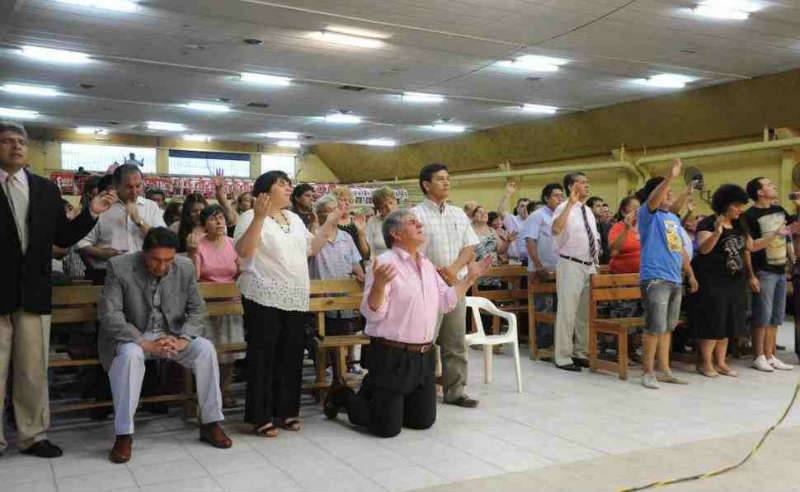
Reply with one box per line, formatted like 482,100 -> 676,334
412,163 -> 480,408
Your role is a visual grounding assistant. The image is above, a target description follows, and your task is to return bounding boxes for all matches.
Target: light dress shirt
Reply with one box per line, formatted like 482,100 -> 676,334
521,206 -> 558,271
78,196 -> 166,269
552,201 -> 600,263
412,199 -> 479,279
361,247 -> 458,344
503,214 -> 526,261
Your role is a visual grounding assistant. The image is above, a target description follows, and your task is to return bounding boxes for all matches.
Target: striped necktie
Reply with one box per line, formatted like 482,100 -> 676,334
580,205 -> 598,264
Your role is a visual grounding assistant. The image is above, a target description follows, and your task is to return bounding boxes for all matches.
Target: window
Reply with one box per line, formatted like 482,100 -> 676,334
168,150 -> 251,177
260,153 -> 296,178
61,143 -> 157,174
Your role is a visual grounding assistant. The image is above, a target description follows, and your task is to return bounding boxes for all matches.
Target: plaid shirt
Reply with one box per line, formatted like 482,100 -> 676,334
310,230 -> 362,319
412,199 -> 479,279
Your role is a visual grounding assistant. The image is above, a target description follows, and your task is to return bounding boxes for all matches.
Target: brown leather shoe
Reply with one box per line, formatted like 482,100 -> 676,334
109,435 -> 132,464
199,422 -> 232,449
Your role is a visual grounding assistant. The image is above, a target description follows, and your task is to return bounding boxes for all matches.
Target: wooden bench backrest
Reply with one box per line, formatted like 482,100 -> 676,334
52,285 -> 102,324
529,271 -> 557,295
309,279 -> 364,312
589,273 -> 641,303
470,265 -> 528,302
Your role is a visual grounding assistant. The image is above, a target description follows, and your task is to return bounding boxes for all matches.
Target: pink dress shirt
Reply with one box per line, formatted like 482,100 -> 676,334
361,247 -> 459,344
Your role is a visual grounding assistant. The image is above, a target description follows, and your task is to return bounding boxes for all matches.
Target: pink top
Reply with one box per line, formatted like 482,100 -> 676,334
361,247 -> 459,344
195,236 -> 238,283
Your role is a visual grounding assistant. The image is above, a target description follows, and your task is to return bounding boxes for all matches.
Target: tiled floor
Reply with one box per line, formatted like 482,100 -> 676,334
3,324 -> 800,492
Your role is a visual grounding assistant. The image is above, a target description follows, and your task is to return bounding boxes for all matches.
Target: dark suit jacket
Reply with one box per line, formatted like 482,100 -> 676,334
98,252 -> 208,370
0,169 -> 97,315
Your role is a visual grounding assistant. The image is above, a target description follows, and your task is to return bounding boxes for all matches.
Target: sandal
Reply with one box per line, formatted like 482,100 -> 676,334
696,367 -> 719,378
255,423 -> 279,438
717,367 -> 738,377
280,418 -> 302,432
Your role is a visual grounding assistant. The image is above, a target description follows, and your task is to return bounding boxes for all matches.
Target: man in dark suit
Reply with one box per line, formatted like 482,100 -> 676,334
0,121 -> 115,458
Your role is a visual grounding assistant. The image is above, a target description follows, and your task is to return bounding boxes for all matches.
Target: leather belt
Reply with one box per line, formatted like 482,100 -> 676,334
371,337 -> 433,353
559,254 -> 594,266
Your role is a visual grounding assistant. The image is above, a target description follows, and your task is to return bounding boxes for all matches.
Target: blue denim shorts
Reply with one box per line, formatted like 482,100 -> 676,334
751,270 -> 787,328
641,279 -> 682,335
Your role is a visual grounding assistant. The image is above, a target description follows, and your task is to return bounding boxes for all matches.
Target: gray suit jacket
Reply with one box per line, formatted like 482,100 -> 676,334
98,252 -> 208,371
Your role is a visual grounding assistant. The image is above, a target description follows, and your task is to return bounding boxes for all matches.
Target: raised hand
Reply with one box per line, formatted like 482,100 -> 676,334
467,255 -> 493,281
89,190 -> 117,215
669,158 -> 683,179
212,174 -> 225,191
505,181 -> 517,195
353,214 -> 367,233
372,260 -> 397,287
325,205 -> 347,227
186,231 -> 202,253
714,214 -> 725,234
125,201 -> 142,224
623,210 -> 637,229
253,193 -> 271,220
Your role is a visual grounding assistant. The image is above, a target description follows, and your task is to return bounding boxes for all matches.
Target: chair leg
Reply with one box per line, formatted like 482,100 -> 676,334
483,345 -> 493,384
618,330 -> 629,380
511,341 -> 523,393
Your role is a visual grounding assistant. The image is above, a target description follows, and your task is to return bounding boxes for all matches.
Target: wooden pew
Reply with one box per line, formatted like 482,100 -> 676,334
528,272 -> 556,361
470,265 -> 528,337
588,273 -> 644,380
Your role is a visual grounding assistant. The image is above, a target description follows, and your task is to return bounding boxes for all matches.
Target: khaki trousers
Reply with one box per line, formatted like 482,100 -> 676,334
434,297 -> 468,402
0,310 -> 51,451
554,259 -> 595,367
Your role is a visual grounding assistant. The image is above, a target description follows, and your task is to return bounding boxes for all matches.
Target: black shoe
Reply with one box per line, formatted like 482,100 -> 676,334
20,440 -> 63,458
572,358 -> 590,368
445,396 -> 479,408
556,363 -> 582,372
323,383 -> 351,420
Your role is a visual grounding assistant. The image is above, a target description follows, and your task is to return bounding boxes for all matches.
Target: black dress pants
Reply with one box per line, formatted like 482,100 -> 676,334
345,342 -> 436,438
242,298 -> 306,427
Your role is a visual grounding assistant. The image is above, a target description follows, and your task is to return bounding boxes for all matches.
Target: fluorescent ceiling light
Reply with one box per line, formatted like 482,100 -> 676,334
0,107 -> 39,119
147,121 -> 185,131
276,140 -> 301,148
183,134 -> 212,142
634,73 -> 696,88
691,0 -> 762,20
496,54 -> 569,72
521,104 -> 559,114
361,139 -> 397,147
326,25 -> 391,39
185,102 -> 230,113
0,84 -> 61,97
54,0 -> 139,12
402,92 -> 445,104
309,31 -> 384,49
324,113 -> 362,124
20,45 -> 91,64
76,127 -> 108,135
428,123 -> 466,133
240,72 -> 292,86
265,131 -> 300,139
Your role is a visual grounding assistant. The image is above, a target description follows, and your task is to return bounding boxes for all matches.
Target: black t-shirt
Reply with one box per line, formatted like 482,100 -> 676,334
742,205 -> 793,274
693,215 -> 747,278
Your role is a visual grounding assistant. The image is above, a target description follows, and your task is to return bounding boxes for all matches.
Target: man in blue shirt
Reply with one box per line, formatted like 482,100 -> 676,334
638,159 -> 698,389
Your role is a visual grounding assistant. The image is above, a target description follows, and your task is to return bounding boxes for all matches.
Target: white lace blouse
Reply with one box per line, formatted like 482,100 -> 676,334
233,209 -> 313,312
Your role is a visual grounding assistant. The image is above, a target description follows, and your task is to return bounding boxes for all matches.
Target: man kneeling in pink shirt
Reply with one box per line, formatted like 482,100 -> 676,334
324,209 -> 491,437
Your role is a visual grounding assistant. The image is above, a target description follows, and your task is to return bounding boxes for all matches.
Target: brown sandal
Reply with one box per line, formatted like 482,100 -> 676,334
280,419 -> 302,432
256,423 -> 278,438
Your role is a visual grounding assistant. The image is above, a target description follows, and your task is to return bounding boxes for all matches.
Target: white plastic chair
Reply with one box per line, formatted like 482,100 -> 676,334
464,296 -> 523,393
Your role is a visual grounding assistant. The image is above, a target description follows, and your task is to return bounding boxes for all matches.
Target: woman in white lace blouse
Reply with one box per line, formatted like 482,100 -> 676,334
234,170 -> 342,438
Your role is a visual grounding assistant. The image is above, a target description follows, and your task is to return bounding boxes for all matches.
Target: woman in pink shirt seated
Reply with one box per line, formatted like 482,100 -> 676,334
323,209 -> 491,438
187,205 -> 243,408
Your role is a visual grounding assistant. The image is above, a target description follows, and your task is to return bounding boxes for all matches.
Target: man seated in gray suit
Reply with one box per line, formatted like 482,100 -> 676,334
99,227 -> 232,463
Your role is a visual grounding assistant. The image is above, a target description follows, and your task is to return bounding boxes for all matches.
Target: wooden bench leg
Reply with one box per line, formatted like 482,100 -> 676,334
618,330 -> 629,380
529,312 -> 538,360
336,347 -> 348,382
315,346 -> 328,400
589,325 -> 598,372
182,367 -> 197,419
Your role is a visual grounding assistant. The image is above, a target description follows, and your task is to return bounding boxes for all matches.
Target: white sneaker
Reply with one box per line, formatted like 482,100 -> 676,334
752,355 -> 775,372
768,356 -> 794,371
642,373 -> 660,389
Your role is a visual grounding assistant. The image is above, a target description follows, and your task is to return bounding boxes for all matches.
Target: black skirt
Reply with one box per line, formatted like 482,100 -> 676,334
693,272 -> 747,340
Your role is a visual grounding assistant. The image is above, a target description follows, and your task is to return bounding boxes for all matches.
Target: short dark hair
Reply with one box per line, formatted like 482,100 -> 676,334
639,177 -> 665,204
745,177 -> 766,202
711,184 -> 749,215
97,174 -> 114,192
586,196 -> 604,208
563,172 -> 586,197
291,183 -> 314,208
418,163 -> 448,195
526,201 -> 541,214
146,188 -> 166,200
253,170 -> 291,197
0,121 -> 28,140
200,204 -> 225,224
488,211 -> 500,225
614,195 -> 638,221
112,163 -> 143,186
541,183 -> 563,203
142,227 -> 179,251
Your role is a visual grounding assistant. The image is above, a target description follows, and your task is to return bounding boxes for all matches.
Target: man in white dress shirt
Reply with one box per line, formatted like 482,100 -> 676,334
79,164 -> 166,284
550,173 -> 600,371
412,163 -> 480,408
